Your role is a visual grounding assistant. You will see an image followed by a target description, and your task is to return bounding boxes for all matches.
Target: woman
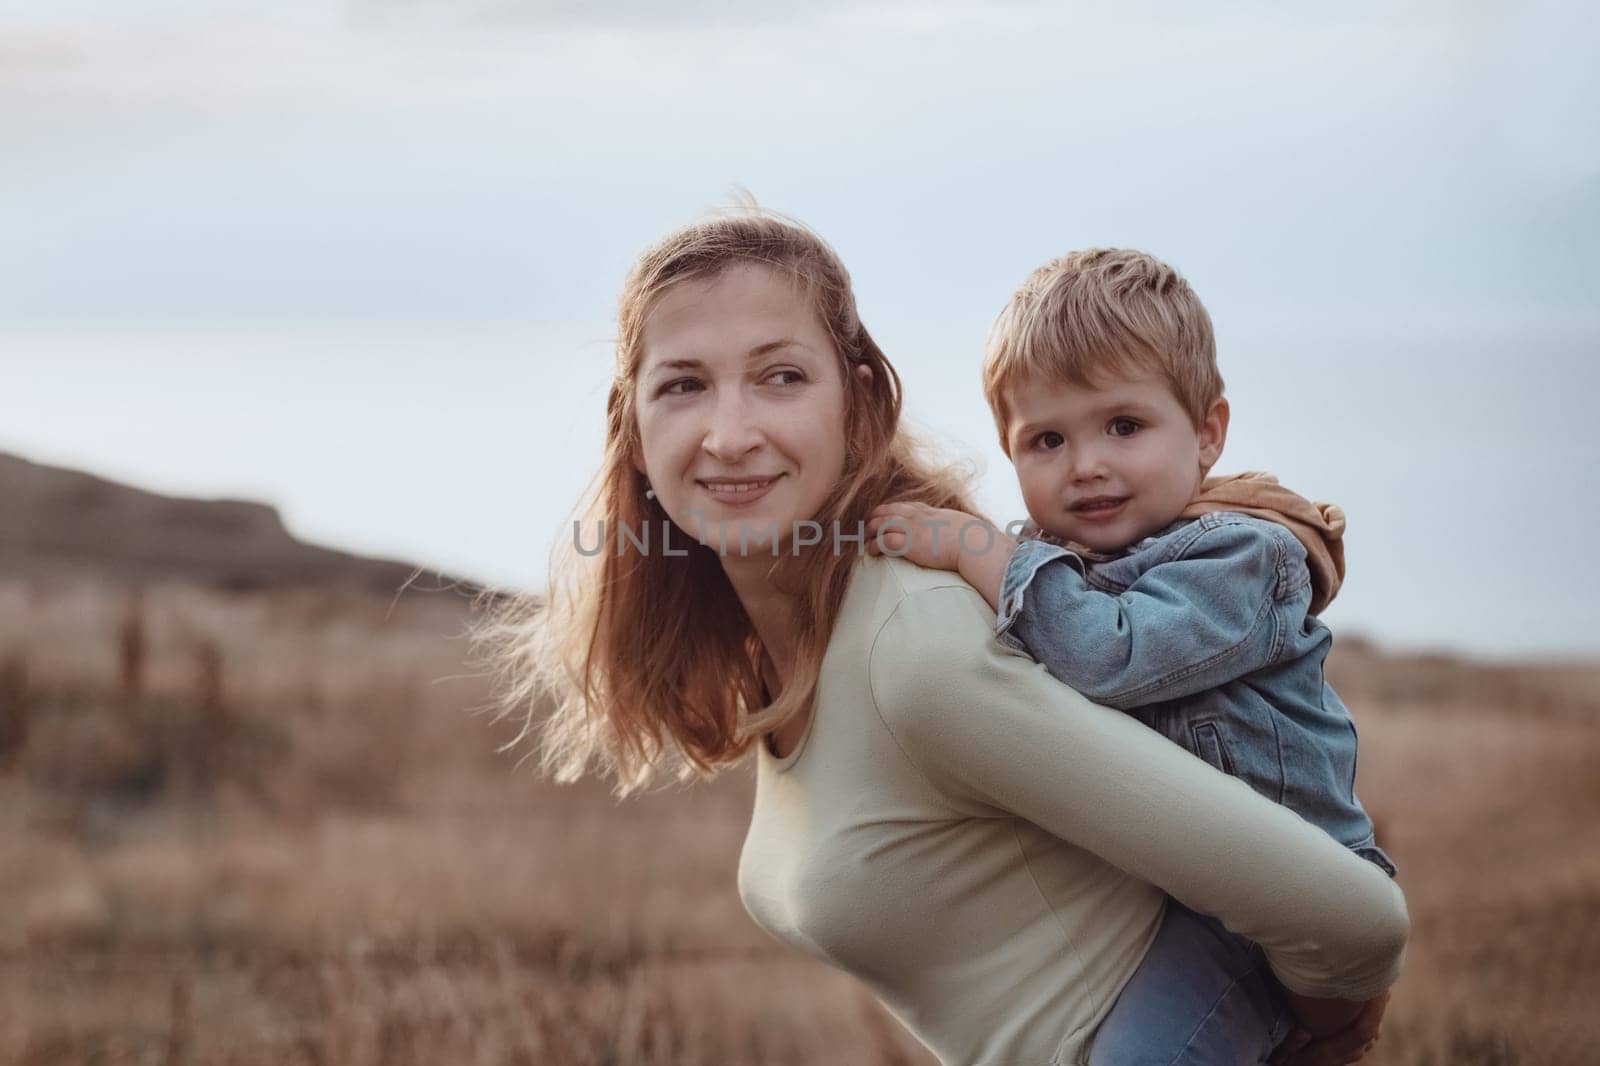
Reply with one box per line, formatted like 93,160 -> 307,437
485,208 -> 1406,1065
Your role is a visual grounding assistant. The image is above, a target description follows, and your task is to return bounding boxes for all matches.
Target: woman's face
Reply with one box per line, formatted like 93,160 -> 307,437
634,263 -> 851,555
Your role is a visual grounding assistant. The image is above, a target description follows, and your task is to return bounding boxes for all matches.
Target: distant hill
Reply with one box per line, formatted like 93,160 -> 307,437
0,451 -> 480,596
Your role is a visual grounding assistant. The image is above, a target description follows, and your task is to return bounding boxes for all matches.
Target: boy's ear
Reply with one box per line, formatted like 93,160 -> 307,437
1197,397 -> 1230,470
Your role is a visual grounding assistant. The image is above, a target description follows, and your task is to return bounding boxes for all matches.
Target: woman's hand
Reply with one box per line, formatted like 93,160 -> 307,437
1269,989 -> 1390,1066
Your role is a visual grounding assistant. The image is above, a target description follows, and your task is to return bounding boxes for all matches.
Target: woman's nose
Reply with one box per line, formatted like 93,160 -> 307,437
701,389 -> 764,462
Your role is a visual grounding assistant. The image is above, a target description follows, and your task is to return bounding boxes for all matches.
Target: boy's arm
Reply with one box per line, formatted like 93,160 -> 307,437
954,526 -> 1019,613
866,502 -> 1019,613
999,519 -> 1304,709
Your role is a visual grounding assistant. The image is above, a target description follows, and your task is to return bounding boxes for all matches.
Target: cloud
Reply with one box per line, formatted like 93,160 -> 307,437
2,1 -> 1593,324
0,2 -> 1559,134
0,5 -> 1502,139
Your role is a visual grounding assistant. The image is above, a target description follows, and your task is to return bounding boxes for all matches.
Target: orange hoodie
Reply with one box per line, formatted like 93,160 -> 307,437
1178,471 -> 1346,616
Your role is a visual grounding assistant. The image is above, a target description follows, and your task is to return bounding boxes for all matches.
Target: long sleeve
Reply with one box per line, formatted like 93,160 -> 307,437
995,519 -> 1306,709
868,581 -> 1408,1000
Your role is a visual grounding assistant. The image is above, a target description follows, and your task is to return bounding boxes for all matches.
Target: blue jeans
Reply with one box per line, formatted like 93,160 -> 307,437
1087,900 -> 1293,1065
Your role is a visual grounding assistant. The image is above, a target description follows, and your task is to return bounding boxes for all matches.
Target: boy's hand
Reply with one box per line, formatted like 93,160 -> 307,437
865,501 -> 983,572
867,501 -> 1019,614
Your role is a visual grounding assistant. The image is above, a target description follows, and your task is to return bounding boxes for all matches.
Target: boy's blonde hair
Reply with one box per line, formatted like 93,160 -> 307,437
981,248 -> 1224,455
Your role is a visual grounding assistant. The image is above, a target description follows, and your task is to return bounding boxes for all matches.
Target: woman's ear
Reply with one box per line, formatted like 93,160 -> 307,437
854,362 -> 874,386
1197,396 -> 1230,469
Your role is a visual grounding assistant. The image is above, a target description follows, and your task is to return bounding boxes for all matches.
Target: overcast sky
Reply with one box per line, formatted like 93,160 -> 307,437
2,0 -> 1596,657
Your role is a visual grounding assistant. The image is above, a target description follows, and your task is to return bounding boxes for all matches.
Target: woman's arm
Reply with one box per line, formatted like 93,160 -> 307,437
866,581 -> 1409,1000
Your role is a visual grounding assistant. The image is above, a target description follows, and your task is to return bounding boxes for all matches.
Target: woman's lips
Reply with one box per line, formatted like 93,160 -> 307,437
1070,497 -> 1128,522
699,475 -> 783,507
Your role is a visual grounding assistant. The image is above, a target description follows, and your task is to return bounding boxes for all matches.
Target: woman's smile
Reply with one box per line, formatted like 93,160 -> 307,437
699,474 -> 785,507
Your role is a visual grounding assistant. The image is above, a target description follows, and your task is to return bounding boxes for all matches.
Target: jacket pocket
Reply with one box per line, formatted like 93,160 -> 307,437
1189,719 -> 1236,776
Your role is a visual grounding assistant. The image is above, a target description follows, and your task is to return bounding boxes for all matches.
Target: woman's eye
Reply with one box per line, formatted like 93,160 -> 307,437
1108,418 -> 1140,438
661,378 -> 704,396
766,368 -> 805,386
1034,431 -> 1064,450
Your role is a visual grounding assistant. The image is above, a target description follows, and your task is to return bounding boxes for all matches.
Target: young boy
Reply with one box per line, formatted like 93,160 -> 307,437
867,248 -> 1396,1062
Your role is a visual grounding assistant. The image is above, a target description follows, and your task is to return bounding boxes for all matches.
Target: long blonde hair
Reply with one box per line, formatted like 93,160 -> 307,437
479,206 -> 977,797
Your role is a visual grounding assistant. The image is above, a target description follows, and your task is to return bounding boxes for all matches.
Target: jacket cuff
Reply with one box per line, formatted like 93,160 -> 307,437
995,538 -> 1085,641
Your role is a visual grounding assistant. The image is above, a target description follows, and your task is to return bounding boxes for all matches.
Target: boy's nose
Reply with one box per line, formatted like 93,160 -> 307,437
1067,447 -> 1109,483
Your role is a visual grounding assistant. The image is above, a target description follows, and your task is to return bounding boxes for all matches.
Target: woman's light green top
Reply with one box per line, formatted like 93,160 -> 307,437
738,555 -> 1408,1066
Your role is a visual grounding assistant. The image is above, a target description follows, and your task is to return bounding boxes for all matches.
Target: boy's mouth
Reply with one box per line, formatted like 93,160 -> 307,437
1070,495 -> 1129,518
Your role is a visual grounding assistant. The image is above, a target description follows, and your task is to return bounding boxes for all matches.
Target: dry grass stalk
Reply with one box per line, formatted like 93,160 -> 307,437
0,577 -> 1594,1064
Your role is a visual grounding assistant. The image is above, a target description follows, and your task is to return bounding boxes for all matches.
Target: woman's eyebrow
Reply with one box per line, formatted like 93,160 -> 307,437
650,339 -> 812,373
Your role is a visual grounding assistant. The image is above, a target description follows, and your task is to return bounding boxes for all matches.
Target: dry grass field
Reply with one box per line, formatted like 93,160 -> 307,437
0,578 -> 1596,1066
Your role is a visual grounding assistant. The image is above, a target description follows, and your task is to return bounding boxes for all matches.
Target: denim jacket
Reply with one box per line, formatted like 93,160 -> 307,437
996,510 -> 1396,875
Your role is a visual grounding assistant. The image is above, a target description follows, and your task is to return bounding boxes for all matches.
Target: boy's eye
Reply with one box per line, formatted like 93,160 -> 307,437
1034,431 -> 1064,450
1108,418 -> 1140,438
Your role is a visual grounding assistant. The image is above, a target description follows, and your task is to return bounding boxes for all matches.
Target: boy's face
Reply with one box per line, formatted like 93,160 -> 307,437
1004,370 -> 1227,552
